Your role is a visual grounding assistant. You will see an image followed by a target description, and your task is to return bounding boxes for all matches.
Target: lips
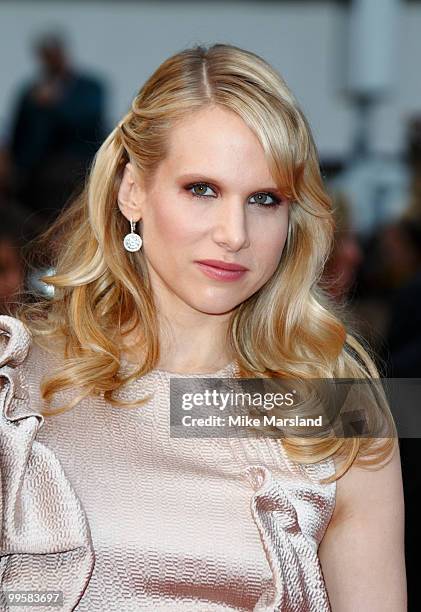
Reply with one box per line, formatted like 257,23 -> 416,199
195,259 -> 249,271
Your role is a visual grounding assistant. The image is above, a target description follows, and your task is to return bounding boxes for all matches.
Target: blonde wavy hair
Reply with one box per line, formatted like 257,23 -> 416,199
15,43 -> 397,484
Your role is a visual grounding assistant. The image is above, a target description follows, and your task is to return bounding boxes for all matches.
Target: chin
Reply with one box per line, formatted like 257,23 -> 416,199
189,297 -> 241,316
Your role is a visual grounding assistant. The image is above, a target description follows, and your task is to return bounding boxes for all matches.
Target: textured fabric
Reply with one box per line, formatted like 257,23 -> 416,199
0,314 -> 336,611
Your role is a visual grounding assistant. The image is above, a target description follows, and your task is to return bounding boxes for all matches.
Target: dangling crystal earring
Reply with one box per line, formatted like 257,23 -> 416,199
123,218 -> 143,252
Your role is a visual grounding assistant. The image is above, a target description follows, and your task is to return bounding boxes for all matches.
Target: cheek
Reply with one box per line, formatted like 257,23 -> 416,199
252,218 -> 289,266
148,199 -> 197,245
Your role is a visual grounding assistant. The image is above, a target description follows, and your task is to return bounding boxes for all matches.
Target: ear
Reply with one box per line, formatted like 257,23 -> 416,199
117,162 -> 144,222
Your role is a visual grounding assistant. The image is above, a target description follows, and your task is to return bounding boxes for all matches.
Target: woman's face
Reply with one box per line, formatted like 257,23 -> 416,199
130,105 -> 289,317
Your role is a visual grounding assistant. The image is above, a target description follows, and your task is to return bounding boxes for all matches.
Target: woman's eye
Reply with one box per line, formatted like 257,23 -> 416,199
249,193 -> 281,208
188,183 -> 216,198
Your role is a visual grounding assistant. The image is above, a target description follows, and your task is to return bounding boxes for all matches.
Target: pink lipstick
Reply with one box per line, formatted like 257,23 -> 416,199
195,259 -> 248,282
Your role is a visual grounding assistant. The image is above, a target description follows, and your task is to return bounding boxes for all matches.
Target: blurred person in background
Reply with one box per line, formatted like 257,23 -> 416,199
0,234 -> 24,317
384,114 -> 421,377
322,189 -> 363,303
0,204 -> 32,316
319,188 -> 389,362
0,29 -> 107,231
381,219 -> 421,378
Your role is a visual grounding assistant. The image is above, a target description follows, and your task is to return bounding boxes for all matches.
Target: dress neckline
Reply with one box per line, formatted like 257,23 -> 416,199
153,360 -> 237,377
119,355 -> 238,378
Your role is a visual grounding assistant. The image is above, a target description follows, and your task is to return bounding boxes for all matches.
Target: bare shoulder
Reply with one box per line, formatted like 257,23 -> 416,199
318,439 -> 406,611
329,439 -> 404,525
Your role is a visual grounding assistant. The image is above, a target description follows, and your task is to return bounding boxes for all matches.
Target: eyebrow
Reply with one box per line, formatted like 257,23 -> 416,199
176,173 -> 283,194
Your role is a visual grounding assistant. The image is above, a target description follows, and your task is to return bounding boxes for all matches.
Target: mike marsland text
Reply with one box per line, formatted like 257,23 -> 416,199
180,414 -> 324,427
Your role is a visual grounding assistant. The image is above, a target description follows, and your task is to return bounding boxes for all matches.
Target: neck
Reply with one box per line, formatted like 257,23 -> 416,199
156,310 -> 232,373
120,311 -> 233,374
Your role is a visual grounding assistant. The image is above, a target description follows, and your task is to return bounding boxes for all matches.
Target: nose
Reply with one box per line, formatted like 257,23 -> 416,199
212,198 -> 250,251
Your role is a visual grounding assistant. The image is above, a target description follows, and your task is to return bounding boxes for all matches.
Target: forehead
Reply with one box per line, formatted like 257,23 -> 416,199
162,105 -> 274,182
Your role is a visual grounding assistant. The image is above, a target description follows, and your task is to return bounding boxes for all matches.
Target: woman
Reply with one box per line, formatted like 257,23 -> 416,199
0,43 -> 405,611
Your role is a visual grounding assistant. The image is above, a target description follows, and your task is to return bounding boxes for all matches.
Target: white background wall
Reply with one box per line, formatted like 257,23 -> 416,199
0,0 -> 420,159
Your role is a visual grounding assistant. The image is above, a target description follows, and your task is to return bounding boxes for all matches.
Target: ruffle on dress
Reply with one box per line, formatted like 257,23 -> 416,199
0,315 -> 95,612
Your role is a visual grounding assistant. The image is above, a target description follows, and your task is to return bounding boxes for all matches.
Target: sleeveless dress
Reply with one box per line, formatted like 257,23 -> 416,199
0,315 -> 336,611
